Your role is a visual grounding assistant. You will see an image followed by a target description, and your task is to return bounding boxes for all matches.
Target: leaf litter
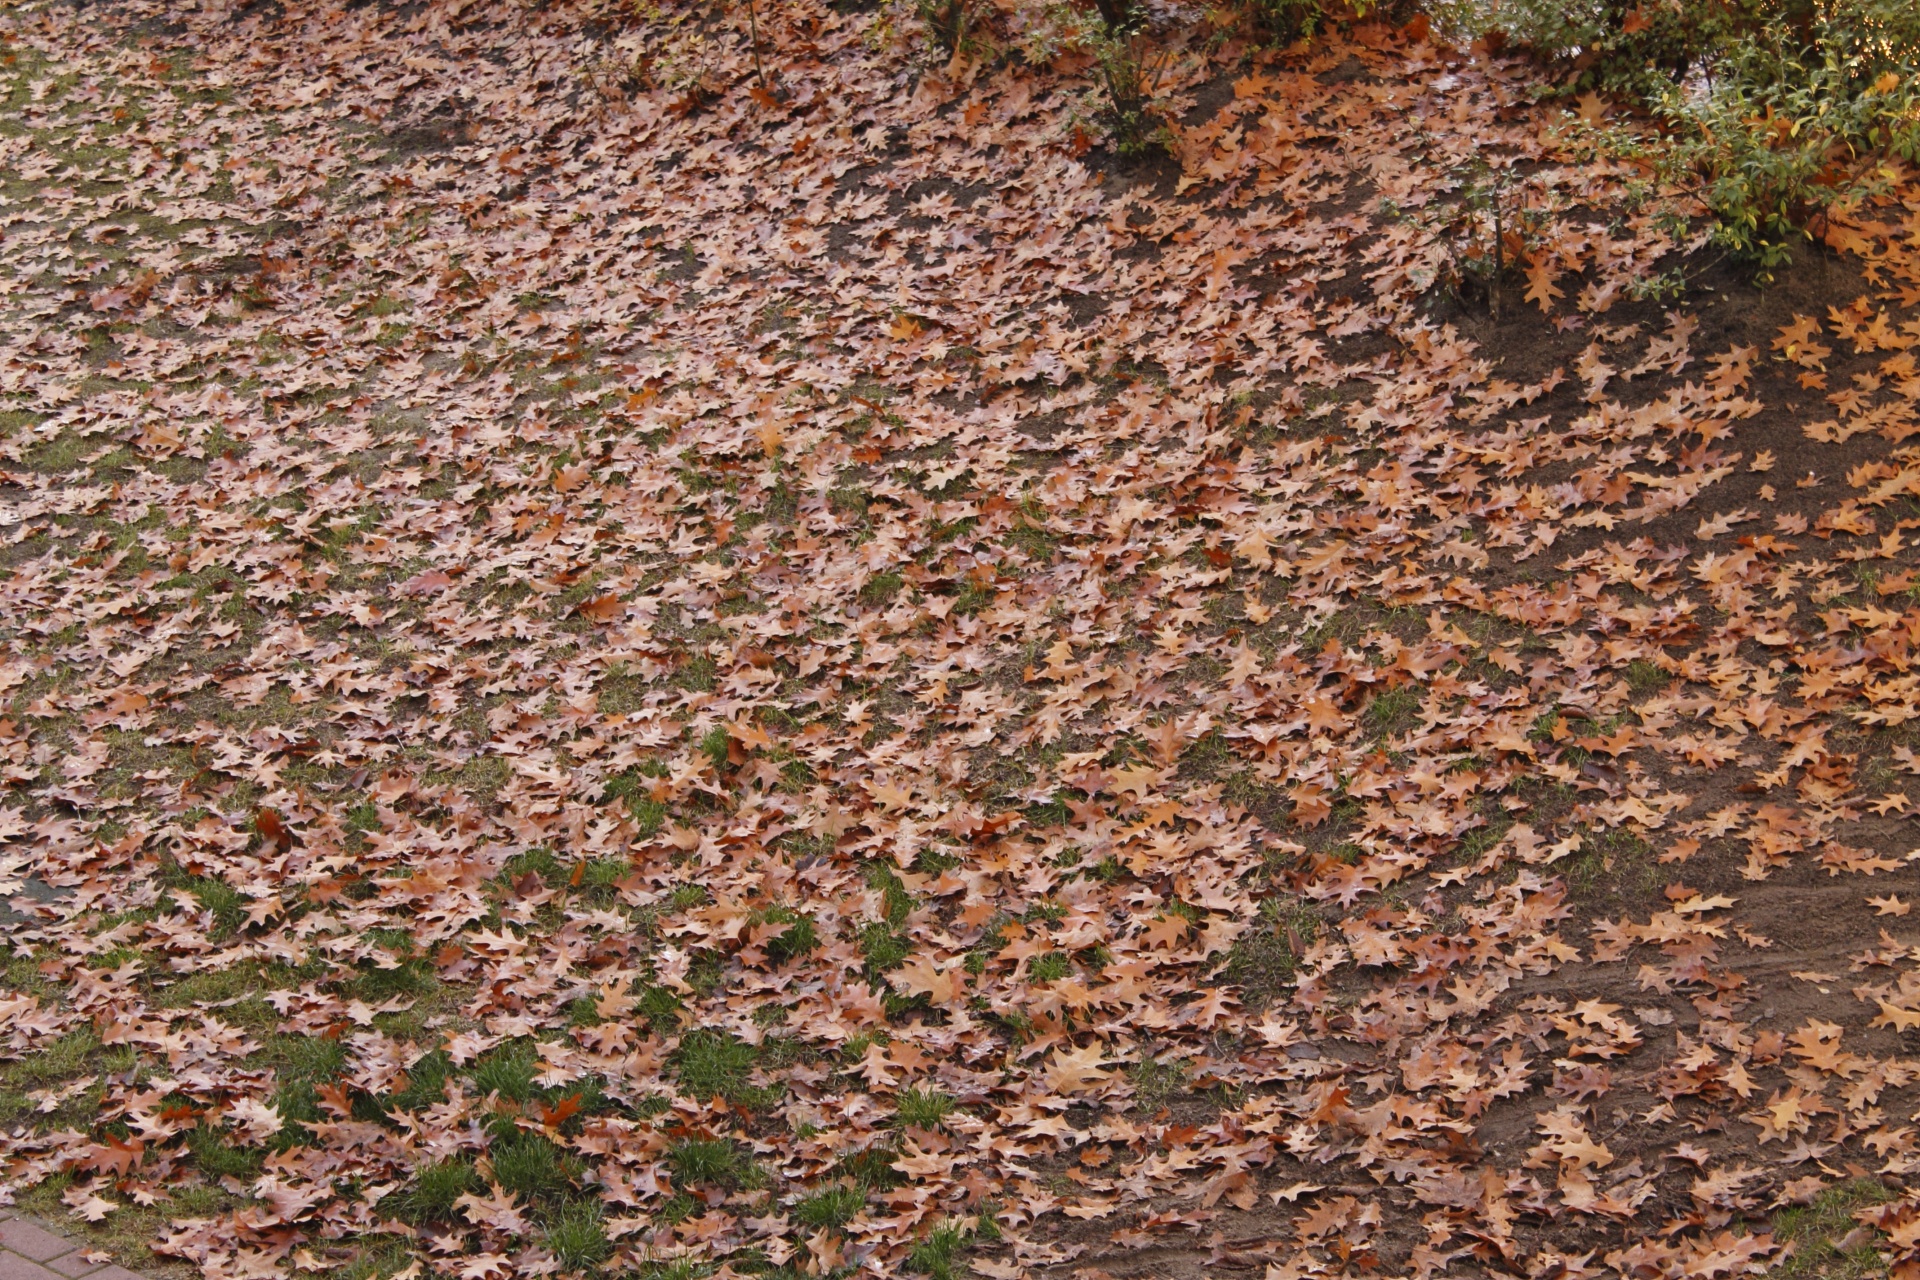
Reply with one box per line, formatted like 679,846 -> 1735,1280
1,3 -> 1920,1280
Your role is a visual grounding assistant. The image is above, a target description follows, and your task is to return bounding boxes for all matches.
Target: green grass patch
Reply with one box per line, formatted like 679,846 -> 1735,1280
470,1042 -> 539,1102
754,904 -> 820,964
794,1182 -> 867,1231
667,1136 -> 741,1186
894,1087 -> 956,1131
399,1156 -> 479,1222
907,1218 -> 973,1280
1771,1179 -> 1899,1280
1363,685 -> 1422,739
1127,1056 -> 1191,1115
491,1131 -> 579,1202
858,921 -> 912,979
833,1143 -> 906,1192
190,1123 -> 264,1180
387,1049 -> 453,1112
545,1199 -> 614,1269
1027,952 -> 1071,984
860,571 -> 904,605
1625,658 -> 1669,695
670,1028 -> 757,1102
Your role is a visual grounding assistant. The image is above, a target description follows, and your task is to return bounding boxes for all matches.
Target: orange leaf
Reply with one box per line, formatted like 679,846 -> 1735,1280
540,1093 -> 583,1127
1525,259 -> 1564,313
255,806 -> 291,851
577,593 -> 624,622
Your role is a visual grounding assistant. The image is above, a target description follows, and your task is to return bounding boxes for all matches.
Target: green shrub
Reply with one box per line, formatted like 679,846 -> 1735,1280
1246,0 -> 1420,42
918,0 -> 975,55
1456,0 -> 1760,97
1453,0 -> 1920,278
1245,0 -> 1325,41
1667,2 -> 1920,278
1093,27 -> 1172,156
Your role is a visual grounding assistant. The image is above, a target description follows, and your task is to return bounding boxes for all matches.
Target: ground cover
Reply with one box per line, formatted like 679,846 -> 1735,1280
2,3 -> 1920,1280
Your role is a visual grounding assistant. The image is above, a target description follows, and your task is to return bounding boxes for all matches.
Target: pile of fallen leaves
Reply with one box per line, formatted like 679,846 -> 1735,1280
2,2 -> 1920,1280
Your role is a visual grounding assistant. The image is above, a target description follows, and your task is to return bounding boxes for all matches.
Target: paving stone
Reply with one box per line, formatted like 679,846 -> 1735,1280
0,1253 -> 60,1280
0,1219 -> 72,1262
0,1215 -> 146,1280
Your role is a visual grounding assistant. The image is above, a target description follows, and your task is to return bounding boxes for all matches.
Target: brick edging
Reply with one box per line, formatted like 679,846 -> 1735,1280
0,1210 -> 146,1280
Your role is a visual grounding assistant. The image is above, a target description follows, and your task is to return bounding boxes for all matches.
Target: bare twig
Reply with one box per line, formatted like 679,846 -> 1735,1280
745,0 -> 766,86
